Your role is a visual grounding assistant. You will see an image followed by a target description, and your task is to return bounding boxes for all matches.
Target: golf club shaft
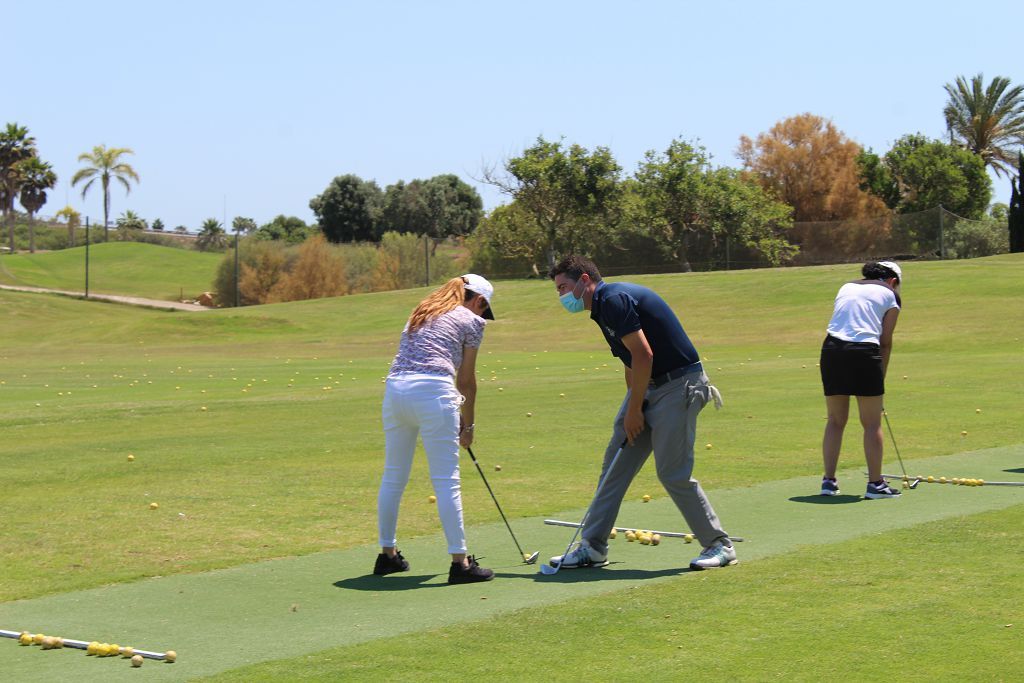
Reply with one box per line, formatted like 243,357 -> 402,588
0,629 -> 171,660
882,410 -> 910,480
542,437 -> 629,574
878,473 -> 1024,486
465,446 -> 535,561
544,519 -> 745,542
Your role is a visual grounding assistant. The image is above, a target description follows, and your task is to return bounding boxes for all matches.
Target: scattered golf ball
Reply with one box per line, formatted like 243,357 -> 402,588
127,454 -> 135,462
651,533 -> 662,546
526,412 -> 532,417
18,633 -> 32,646
165,650 -> 177,663
427,495 -> 437,503
978,479 -> 985,486
609,528 -> 617,539
97,643 -> 111,656
939,477 -> 947,484
41,636 -> 56,650
131,654 -> 144,667
494,465 -> 501,472
705,443 -> 712,450
961,431 -> 967,436
639,534 -> 651,545
902,481 -> 909,489
927,476 -> 935,483
110,644 -> 122,656
642,494 -> 651,502
976,408 -> 981,413
87,641 -> 99,654
683,534 -> 694,543
626,531 -> 636,542
54,637 -> 64,648
32,633 -> 45,644
149,502 -> 159,510
122,646 -> 135,657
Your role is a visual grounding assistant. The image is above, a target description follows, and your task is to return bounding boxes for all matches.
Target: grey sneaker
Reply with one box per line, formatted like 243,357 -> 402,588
689,540 -> 738,570
865,480 -> 902,499
550,543 -> 608,569
820,478 -> 840,496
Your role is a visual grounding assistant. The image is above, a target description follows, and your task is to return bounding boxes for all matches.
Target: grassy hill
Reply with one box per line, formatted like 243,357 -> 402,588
0,242 -> 223,301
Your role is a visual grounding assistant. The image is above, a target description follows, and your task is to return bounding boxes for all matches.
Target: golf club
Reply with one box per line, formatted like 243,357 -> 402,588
539,437 -> 629,576
465,446 -> 539,564
544,519 -> 746,542
0,629 -> 175,661
881,409 -> 911,485
877,473 -> 1024,487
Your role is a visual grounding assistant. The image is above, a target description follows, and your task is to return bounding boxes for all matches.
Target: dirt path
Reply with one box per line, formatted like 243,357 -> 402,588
0,283 -> 211,311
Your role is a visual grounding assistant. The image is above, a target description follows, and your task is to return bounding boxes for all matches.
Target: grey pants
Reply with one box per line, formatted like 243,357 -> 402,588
583,370 -> 728,554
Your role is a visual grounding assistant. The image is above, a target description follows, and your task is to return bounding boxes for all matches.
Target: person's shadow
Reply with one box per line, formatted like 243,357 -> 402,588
788,495 -> 862,504
334,574 -> 444,591
500,564 -> 689,583
1004,467 -> 1024,474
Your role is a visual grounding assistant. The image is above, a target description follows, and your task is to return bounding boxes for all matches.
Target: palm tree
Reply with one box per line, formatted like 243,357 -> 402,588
71,145 -> 140,239
0,123 -> 37,253
195,218 -> 228,251
55,205 -> 82,247
943,74 -> 1024,177
17,157 -> 57,253
115,209 -> 147,241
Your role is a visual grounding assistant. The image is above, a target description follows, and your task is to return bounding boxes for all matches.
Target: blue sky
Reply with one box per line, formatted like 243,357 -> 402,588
7,1 -> 1022,230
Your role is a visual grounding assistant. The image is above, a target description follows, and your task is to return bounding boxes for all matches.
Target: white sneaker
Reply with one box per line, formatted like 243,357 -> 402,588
689,540 -> 738,570
550,543 -> 608,569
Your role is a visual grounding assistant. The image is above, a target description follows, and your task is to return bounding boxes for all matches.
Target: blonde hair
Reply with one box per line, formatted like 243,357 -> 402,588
407,277 -> 467,332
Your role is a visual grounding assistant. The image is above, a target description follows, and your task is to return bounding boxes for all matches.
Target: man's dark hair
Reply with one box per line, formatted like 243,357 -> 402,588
862,261 -> 899,283
548,255 -> 603,282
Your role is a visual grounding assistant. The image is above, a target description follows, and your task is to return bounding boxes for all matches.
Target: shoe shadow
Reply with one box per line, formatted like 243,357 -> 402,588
333,574 -> 443,591
1003,467 -> 1024,474
788,495 -> 862,504
500,565 -> 689,583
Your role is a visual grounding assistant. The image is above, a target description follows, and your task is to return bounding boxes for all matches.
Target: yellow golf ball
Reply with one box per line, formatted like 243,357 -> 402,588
121,646 -> 135,657
427,495 -> 436,503
131,654 -> 144,667
684,534 -> 695,543
18,633 -> 32,646
642,494 -> 651,502
86,641 -> 99,655
639,534 -> 651,545
149,502 -> 159,510
127,454 -> 135,462
41,636 -> 56,650
978,479 -> 985,486
927,476 -> 935,483
626,531 -> 636,542
651,533 -> 662,546
96,643 -> 111,656
165,650 -> 177,663
609,529 -> 617,539
32,633 -> 45,645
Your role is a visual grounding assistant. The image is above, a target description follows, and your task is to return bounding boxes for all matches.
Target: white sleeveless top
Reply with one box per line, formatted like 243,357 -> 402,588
826,281 -> 900,344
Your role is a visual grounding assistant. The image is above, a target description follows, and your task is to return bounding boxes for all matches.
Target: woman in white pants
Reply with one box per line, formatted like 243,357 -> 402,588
375,274 -> 496,584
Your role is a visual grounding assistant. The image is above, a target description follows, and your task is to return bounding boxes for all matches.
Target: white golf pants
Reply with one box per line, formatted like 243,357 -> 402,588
378,374 -> 467,554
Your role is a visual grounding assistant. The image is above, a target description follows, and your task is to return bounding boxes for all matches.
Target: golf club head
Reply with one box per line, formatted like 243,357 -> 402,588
909,478 -> 921,489
524,551 -> 540,565
538,563 -> 559,575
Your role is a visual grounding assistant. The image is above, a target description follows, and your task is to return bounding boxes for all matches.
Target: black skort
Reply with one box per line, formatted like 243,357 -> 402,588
819,334 -> 884,396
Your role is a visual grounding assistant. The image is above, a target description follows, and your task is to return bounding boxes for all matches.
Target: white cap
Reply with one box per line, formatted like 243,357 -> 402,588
462,274 -> 494,319
878,261 -> 902,283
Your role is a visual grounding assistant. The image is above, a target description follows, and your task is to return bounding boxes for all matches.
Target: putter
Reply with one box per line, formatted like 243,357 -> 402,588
882,409 -> 912,485
539,437 -> 629,575
544,519 -> 746,542
465,447 -> 539,564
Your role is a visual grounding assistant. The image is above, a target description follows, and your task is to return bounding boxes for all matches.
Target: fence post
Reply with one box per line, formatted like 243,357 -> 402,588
725,234 -> 731,271
85,217 -> 90,298
938,205 -> 945,259
424,234 -> 430,286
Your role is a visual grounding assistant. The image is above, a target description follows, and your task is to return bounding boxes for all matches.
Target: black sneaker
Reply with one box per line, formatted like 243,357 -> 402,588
373,550 -> 410,575
820,478 -> 840,496
865,480 -> 902,499
448,555 -> 494,584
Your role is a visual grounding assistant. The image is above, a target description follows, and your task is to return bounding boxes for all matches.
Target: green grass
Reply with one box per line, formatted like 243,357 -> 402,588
0,254 -> 1021,680
0,242 -> 222,300
200,503 -> 1024,682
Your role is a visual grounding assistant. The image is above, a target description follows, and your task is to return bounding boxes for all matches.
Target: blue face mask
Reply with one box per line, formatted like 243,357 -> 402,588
559,280 -> 586,313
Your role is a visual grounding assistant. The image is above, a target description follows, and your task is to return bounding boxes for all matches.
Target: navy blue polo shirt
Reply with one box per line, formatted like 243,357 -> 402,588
590,281 -> 700,376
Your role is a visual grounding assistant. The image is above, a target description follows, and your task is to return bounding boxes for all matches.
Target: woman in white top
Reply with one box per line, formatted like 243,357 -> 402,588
374,274 -> 496,584
819,261 -> 902,499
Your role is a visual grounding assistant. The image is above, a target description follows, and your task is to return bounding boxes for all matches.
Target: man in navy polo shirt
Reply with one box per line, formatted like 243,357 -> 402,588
547,254 -> 736,571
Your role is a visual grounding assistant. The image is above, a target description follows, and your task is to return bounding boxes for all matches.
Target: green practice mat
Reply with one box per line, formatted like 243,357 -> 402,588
2,445 -> 1021,681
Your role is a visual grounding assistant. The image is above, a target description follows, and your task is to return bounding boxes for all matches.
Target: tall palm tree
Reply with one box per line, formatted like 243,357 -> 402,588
943,74 -> 1024,177
17,157 -> 57,253
55,205 -> 81,247
0,123 -> 37,253
195,218 -> 228,251
71,145 -> 139,239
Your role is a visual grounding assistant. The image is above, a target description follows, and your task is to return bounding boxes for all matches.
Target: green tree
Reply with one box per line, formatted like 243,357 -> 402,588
55,205 -> 81,247
634,139 -> 795,271
309,174 -> 382,243
861,134 -> 992,219
0,123 -> 37,253
232,216 -> 258,236
483,136 -> 622,265
71,145 -> 140,239
379,174 -> 483,251
151,218 -> 165,231
468,202 -> 547,275
115,209 -> 147,241
195,218 -> 228,251
943,74 -> 1024,177
254,214 -> 314,244
17,156 -> 57,253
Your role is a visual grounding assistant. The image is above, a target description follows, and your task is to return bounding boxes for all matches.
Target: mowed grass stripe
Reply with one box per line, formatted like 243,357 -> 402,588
1,445 -> 1021,682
